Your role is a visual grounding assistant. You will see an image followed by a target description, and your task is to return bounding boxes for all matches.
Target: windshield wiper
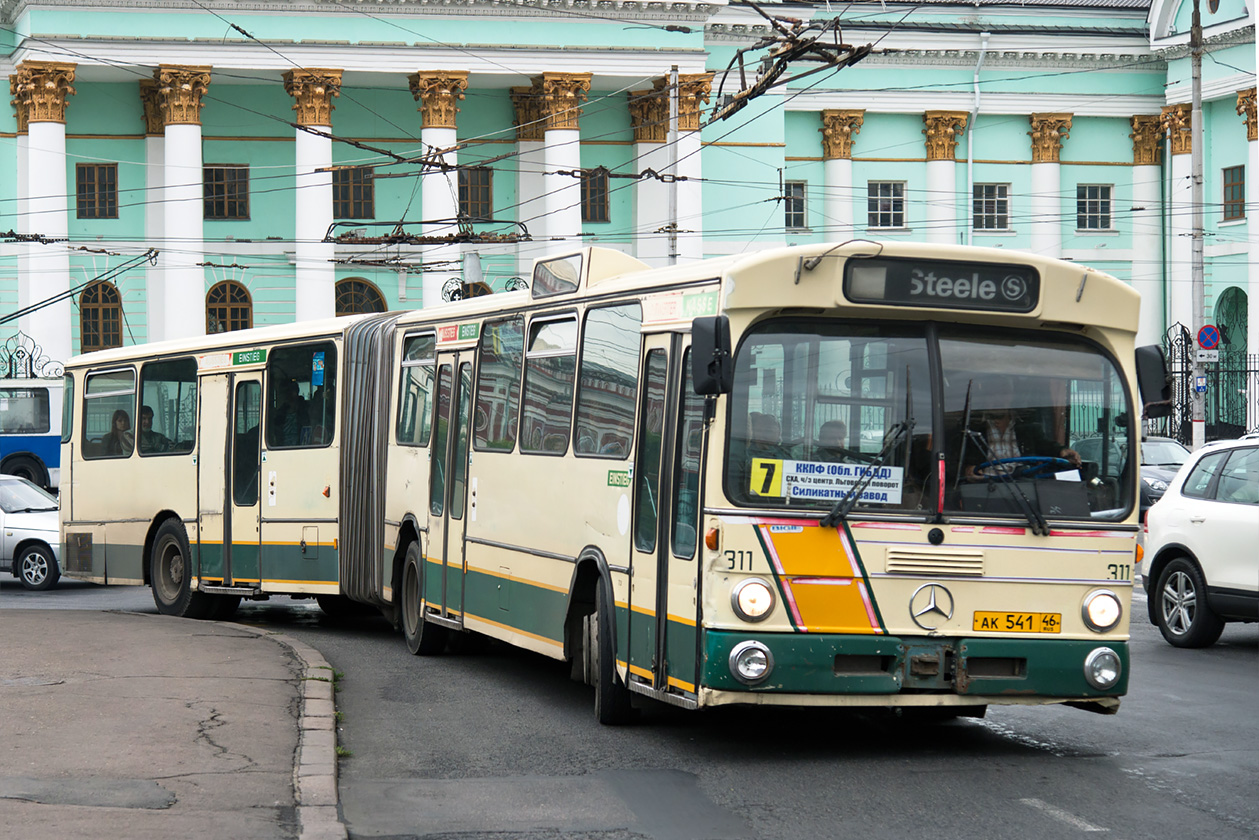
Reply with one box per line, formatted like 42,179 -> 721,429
15,506 -> 57,513
821,365 -> 915,528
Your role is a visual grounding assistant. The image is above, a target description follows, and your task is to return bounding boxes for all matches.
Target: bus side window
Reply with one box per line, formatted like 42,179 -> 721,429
82,369 -> 136,459
473,318 -> 523,452
520,315 -> 577,456
397,333 -> 436,447
139,358 -> 197,455
266,343 -> 336,449
574,303 -> 641,458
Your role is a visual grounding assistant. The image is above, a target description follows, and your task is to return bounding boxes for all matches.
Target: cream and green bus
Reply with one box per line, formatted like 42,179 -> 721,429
60,241 -> 1165,724
375,242 -> 1164,722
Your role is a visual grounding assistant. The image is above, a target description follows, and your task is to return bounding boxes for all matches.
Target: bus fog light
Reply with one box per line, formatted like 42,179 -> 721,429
1084,647 -> 1122,690
729,640 -> 774,685
731,578 -> 775,622
1082,589 -> 1122,632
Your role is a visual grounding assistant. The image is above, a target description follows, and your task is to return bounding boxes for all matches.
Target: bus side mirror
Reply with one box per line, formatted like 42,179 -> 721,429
1135,344 -> 1172,419
692,315 -> 733,396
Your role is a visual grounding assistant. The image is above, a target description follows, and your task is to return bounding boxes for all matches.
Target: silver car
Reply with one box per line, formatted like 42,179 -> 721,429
0,476 -> 61,590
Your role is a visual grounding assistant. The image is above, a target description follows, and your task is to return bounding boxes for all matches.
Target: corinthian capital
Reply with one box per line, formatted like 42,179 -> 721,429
668,73 -> 713,132
535,72 -> 591,131
1237,88 -> 1256,142
409,71 -> 468,130
1161,103 -> 1191,156
628,88 -> 667,143
820,110 -> 863,160
12,61 -> 77,125
155,65 -> 211,126
284,69 -> 343,127
1028,113 -> 1072,163
511,86 -> 545,142
10,76 -> 28,134
923,111 -> 967,161
1129,114 -> 1163,166
139,79 -> 164,136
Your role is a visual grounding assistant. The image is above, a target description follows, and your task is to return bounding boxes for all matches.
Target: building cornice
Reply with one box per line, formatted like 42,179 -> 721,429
787,90 -> 1165,119
2,0 -> 719,24
1151,24 -> 1256,58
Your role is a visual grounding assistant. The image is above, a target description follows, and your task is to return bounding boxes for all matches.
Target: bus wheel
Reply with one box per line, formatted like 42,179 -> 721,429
17,543 -> 59,590
150,519 -> 212,619
3,455 -> 48,489
589,580 -> 633,725
402,542 -> 446,655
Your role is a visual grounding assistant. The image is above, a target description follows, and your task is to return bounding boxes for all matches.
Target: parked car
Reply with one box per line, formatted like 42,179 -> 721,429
1142,437 -> 1259,647
0,475 -> 61,590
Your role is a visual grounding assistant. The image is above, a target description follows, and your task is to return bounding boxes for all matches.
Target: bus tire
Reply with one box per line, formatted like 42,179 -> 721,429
590,580 -> 633,725
3,455 -> 48,489
401,542 -> 446,655
150,519 -> 213,619
17,543 -> 59,590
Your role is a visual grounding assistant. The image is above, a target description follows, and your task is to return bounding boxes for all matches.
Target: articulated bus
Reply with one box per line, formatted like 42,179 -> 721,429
61,241 -> 1163,723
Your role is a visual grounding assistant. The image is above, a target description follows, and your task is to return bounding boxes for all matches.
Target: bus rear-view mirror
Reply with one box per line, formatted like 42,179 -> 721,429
692,315 -> 733,396
1135,344 -> 1172,419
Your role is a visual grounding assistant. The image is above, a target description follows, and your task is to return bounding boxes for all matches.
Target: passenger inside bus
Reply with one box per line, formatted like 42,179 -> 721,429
746,412 -> 788,460
137,405 -> 172,454
271,377 -> 309,447
104,409 -> 134,456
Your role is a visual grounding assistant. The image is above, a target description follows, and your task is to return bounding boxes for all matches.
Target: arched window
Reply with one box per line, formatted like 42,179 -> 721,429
206,281 -> 253,334
336,279 -> 387,317
80,281 -> 122,352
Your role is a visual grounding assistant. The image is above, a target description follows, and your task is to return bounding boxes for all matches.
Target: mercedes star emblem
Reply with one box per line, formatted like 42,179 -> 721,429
909,583 -> 955,630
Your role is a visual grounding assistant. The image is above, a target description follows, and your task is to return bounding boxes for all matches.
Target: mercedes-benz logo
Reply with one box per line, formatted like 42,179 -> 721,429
909,583 -> 955,630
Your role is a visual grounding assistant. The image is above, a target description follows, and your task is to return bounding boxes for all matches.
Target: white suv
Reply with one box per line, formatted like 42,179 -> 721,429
1142,436 -> 1259,647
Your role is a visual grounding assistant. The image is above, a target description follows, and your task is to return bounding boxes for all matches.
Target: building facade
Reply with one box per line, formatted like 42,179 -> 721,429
0,0 -> 1254,393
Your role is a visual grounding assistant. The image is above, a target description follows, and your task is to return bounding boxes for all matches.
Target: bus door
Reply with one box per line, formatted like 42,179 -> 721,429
197,372 -> 263,589
426,353 -> 474,625
629,334 -> 702,694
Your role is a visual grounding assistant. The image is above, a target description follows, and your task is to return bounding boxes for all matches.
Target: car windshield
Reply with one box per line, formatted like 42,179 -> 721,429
1141,439 -> 1190,468
0,479 -> 58,513
724,320 -> 1135,522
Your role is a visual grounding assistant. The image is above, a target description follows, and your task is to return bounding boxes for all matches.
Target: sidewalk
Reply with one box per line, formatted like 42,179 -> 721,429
0,610 -> 343,840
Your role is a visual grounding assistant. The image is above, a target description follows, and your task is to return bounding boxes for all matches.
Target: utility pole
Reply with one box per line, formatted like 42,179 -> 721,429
667,65 -> 680,265
1190,0 -> 1206,450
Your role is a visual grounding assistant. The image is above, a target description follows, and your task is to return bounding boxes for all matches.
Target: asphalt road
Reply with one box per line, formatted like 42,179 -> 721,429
6,577 -> 1257,840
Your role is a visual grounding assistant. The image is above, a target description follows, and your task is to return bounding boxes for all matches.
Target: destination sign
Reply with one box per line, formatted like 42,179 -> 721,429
844,257 -> 1039,313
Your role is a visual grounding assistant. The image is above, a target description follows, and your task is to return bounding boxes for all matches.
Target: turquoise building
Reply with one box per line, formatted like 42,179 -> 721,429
0,0 -> 1254,404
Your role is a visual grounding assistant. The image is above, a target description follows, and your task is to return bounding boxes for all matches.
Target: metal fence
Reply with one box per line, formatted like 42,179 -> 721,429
1143,324 -> 1259,444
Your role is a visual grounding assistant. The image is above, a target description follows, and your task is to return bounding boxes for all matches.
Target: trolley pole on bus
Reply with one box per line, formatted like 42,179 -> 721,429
1190,0 -> 1206,450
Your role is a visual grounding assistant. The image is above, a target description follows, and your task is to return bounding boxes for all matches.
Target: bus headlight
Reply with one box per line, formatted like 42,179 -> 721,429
1082,589 -> 1123,632
1083,647 -> 1122,690
729,640 -> 774,685
731,578 -> 775,622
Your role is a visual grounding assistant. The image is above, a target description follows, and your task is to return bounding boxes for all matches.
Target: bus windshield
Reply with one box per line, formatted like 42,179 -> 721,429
725,320 -> 1134,521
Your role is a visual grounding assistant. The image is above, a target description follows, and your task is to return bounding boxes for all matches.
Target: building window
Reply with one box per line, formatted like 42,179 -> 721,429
206,281 -> 252,334
204,165 -> 250,220
333,166 -> 374,219
1222,166 -> 1245,221
784,181 -> 807,230
868,181 -> 905,228
1076,184 -> 1112,230
335,279 -> 387,316
973,183 -> 1010,231
80,281 -> 122,352
76,163 -> 118,219
581,168 -> 610,223
458,167 -> 493,221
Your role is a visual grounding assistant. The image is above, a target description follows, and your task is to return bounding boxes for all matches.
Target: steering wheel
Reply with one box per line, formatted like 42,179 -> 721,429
974,456 -> 1073,480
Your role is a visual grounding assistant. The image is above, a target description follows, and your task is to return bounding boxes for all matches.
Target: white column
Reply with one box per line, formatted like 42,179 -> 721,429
543,127 -> 582,245
164,123 -> 205,340
516,139 -> 548,276
420,126 -> 459,308
824,158 -> 855,242
294,128 -> 335,321
1131,163 -> 1163,346
1029,162 -> 1061,257
1168,150 -> 1193,331
26,121 -> 71,363
144,134 -> 165,343
1247,131 -> 1258,430
15,131 -> 29,337
675,130 -> 703,262
633,141 -> 670,266
925,159 -> 957,245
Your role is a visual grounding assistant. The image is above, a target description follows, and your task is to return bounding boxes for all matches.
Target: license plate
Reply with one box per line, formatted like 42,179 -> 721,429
973,611 -> 1062,633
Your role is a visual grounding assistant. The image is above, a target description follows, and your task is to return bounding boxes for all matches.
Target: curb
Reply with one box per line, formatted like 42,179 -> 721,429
233,624 -> 347,840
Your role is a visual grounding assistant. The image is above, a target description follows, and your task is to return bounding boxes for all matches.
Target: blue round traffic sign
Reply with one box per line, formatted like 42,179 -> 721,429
1197,325 -> 1220,350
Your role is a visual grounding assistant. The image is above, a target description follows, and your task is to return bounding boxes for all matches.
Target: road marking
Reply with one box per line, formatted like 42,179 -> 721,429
1019,798 -> 1110,832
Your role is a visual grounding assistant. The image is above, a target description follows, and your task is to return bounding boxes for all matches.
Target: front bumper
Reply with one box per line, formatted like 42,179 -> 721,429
702,630 -> 1129,703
